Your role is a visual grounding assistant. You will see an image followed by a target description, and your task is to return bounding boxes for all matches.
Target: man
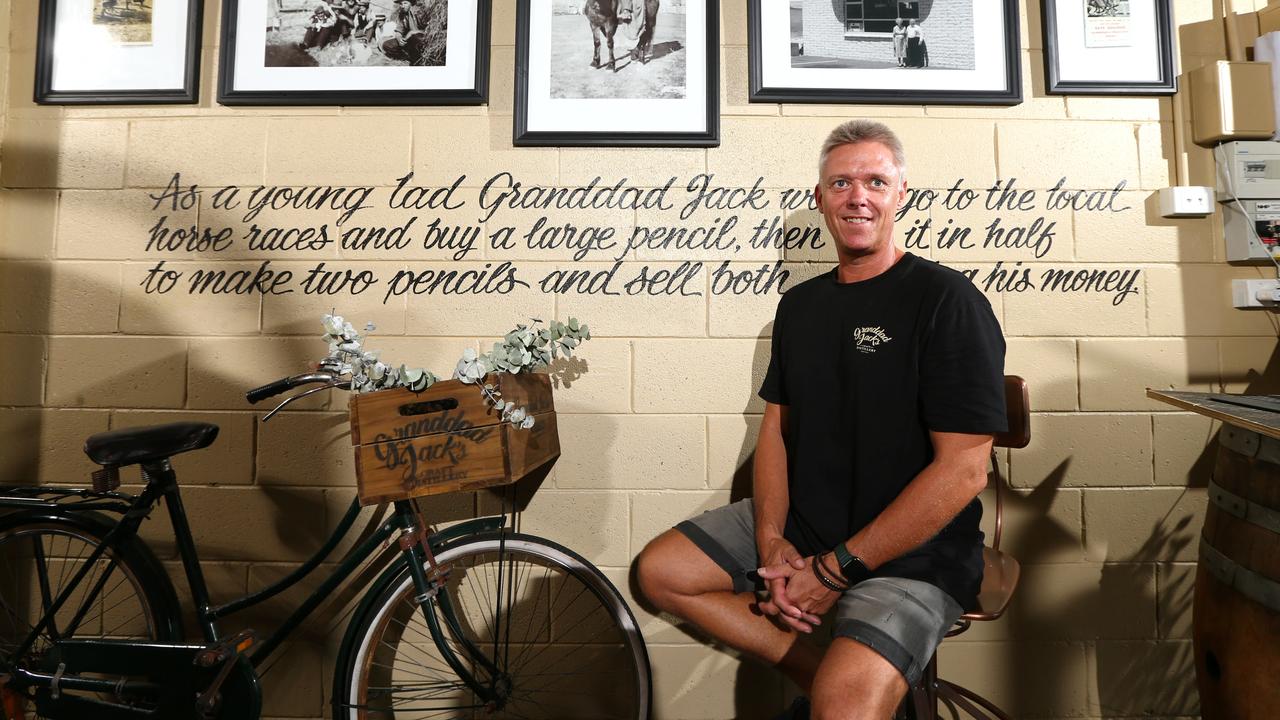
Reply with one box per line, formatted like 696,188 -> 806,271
300,1 -> 338,50
636,120 -> 1006,719
352,0 -> 378,45
333,0 -> 357,40
616,0 -> 657,63
381,0 -> 428,63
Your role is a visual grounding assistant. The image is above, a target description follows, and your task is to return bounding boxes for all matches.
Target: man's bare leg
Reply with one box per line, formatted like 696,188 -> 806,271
636,529 -> 824,691
810,638 -> 908,720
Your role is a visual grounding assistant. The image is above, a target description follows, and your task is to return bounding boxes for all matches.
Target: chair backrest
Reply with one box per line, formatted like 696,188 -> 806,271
990,375 -> 1030,551
993,375 -> 1030,450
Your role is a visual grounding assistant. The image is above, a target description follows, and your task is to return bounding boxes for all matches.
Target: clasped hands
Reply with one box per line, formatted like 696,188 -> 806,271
754,537 -> 844,633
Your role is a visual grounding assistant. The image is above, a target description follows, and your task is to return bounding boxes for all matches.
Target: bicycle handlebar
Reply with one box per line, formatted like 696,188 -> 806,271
245,372 -> 337,404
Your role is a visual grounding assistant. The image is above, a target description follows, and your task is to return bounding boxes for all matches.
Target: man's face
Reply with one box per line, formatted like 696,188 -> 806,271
814,141 -> 907,261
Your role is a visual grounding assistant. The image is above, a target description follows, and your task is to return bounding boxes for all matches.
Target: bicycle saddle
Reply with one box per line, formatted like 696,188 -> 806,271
84,422 -> 219,467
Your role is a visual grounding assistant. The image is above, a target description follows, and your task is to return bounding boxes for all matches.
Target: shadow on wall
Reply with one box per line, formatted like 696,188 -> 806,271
0,225 -> 528,717
621,316 -> 786,719
1092,515 -> 1199,719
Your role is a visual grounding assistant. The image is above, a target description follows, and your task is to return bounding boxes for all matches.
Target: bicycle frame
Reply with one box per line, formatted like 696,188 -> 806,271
0,457 -> 510,709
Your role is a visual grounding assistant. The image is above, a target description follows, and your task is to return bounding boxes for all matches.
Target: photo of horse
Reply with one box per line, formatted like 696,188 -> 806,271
549,0 -> 686,99
92,0 -> 153,44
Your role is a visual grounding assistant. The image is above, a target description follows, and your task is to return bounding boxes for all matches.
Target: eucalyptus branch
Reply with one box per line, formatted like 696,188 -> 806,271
319,313 -> 590,430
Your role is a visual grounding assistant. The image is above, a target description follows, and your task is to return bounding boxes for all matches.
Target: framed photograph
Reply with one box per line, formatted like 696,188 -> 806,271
748,0 -> 1022,106
514,0 -> 719,147
35,0 -> 203,104
218,0 -> 490,105
1043,0 -> 1176,95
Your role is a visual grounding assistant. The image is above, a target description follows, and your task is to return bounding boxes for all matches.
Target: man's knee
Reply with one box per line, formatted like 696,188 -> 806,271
634,530 -> 686,611
637,529 -> 732,610
809,638 -> 908,720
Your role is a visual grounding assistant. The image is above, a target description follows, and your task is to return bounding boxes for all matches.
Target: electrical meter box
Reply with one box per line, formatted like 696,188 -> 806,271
1217,141 -> 1280,201
1223,199 -> 1280,263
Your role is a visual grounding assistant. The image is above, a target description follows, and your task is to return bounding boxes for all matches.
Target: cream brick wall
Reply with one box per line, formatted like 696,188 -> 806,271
4,1 -> 1273,718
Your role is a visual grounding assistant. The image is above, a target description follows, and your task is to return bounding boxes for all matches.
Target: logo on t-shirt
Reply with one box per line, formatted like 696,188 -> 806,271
853,326 -> 892,353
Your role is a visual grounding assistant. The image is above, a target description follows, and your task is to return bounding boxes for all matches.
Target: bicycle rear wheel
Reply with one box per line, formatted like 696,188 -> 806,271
0,510 -> 182,718
336,531 -> 650,719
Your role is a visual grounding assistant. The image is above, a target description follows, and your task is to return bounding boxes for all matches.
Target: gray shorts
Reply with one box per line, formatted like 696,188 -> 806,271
674,499 -> 963,686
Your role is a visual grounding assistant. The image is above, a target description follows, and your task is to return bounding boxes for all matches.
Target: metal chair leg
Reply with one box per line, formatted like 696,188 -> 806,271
935,679 -> 1013,720
901,656 -> 938,720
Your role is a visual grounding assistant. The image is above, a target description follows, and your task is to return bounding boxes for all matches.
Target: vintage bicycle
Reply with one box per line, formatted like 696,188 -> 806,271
0,361 -> 651,719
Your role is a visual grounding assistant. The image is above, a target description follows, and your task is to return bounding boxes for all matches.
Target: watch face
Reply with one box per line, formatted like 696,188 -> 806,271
841,554 -> 869,579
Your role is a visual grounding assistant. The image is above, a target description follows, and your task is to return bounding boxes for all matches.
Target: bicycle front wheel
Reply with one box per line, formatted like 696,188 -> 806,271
337,532 -> 651,719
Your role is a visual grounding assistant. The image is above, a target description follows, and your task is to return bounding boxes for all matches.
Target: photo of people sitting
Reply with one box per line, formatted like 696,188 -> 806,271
266,0 -> 446,68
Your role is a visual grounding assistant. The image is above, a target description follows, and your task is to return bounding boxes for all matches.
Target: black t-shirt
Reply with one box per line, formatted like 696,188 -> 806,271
758,252 -> 1007,610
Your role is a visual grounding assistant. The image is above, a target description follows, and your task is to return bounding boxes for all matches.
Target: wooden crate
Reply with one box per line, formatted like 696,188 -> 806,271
348,372 -> 559,505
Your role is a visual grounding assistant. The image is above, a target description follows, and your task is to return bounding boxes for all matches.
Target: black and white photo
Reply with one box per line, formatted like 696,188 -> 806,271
549,0 -> 686,99
1086,0 -> 1130,16
36,0 -> 202,103
791,0 -> 972,71
515,0 -> 719,147
1084,0 -> 1132,48
1043,0 -> 1175,94
219,0 -> 488,105
750,0 -> 1021,104
264,0 -> 448,69
93,0 -> 153,44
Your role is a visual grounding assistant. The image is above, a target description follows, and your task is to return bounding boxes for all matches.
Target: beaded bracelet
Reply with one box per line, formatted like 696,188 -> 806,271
818,553 -> 848,588
811,554 -> 849,592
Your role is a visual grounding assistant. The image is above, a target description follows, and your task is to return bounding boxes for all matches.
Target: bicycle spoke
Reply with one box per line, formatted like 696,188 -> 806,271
374,636 -> 453,680
101,572 -> 150,637
510,564 -> 551,666
64,558 -> 119,637
381,614 -> 475,678
503,580 -> 596,676
503,565 -> 554,676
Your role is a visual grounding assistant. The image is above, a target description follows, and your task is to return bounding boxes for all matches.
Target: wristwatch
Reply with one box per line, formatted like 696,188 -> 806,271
833,542 -> 871,585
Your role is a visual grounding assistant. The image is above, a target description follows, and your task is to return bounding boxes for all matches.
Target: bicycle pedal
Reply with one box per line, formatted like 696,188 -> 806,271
193,630 -> 254,668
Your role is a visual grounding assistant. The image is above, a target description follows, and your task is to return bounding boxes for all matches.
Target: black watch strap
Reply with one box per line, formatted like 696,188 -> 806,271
833,543 -> 871,584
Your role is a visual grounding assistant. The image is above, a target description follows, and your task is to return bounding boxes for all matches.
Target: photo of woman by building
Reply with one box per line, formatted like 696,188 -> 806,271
793,0 -> 969,71
904,18 -> 927,67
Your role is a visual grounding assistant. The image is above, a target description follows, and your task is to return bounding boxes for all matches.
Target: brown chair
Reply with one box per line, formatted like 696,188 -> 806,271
906,375 -> 1030,720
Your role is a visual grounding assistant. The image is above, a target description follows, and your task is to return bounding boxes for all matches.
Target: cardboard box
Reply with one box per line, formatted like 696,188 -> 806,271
1191,61 -> 1277,146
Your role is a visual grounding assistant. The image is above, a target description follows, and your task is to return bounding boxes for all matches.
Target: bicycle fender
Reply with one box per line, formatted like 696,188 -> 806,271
426,515 -> 505,550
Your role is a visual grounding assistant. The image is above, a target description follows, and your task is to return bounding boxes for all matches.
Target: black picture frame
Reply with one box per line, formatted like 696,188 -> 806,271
35,0 -> 203,104
747,0 -> 1022,106
1043,0 -> 1177,95
513,0 -> 720,148
218,0 -> 490,106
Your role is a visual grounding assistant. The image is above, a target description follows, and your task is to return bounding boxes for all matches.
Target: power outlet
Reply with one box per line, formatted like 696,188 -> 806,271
1158,186 -> 1214,218
1232,279 -> 1280,308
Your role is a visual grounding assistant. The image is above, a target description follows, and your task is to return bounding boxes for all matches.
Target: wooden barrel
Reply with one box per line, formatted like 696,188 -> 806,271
1195,423 -> 1280,719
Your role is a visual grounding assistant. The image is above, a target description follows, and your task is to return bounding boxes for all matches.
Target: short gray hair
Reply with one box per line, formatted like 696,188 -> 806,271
818,120 -> 907,180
